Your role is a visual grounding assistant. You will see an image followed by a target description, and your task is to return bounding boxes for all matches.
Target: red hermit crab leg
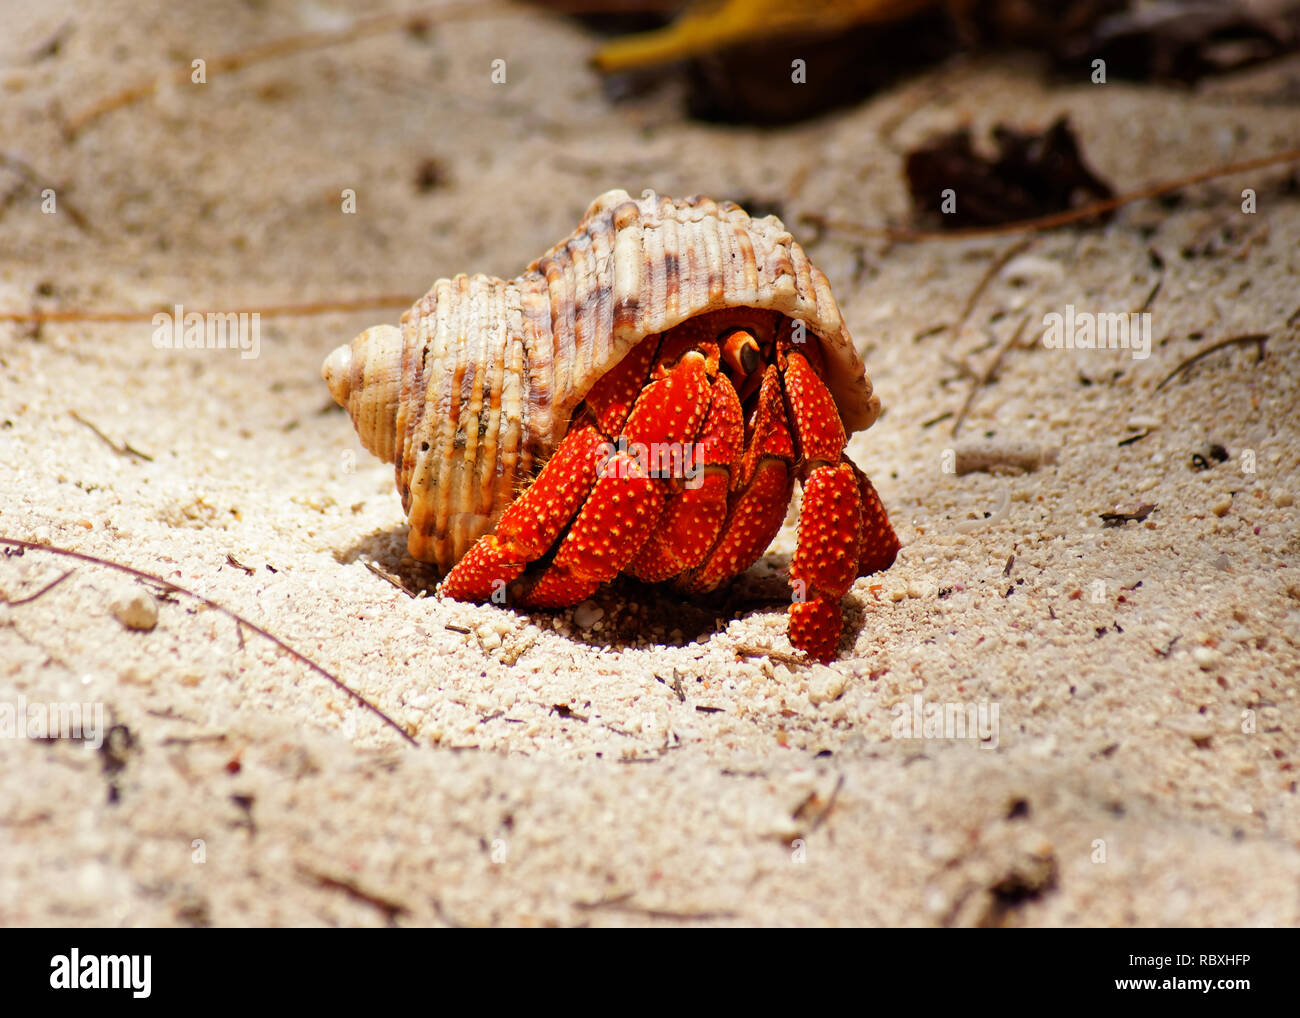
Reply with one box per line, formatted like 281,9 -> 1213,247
514,343 -> 714,608
436,422 -> 603,602
439,335 -> 661,602
788,460 -> 863,663
848,460 -> 901,578
780,335 -> 869,662
628,367 -> 745,583
681,362 -> 796,594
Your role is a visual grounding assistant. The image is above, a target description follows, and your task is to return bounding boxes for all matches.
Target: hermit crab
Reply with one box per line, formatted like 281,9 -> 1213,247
323,189 -> 899,661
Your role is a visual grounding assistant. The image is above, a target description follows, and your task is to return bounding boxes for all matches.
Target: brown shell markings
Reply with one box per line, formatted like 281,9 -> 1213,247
322,188 -> 881,571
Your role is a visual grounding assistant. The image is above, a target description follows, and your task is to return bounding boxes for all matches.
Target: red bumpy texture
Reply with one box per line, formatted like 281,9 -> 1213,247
440,310 -> 899,662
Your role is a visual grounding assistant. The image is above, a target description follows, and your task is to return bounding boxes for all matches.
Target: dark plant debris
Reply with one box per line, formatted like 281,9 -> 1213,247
1101,503 -> 1156,526
1190,443 -> 1230,471
906,117 -> 1114,230
1054,1 -> 1300,84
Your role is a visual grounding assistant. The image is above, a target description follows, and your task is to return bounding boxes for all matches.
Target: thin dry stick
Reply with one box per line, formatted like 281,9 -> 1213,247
0,536 -> 417,746
0,295 -> 418,325
1154,333 -> 1270,391
808,773 -> 846,833
363,558 -> 419,597
69,410 -> 153,461
297,865 -> 410,920
1137,278 -> 1162,314
0,152 -> 92,233
951,236 -> 1035,337
810,147 -> 1300,243
572,894 -> 739,921
952,314 -> 1030,437
64,2 -> 517,136
2,568 -> 75,606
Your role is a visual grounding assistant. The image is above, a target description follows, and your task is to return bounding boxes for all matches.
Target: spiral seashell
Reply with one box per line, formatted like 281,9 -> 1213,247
323,188 -> 881,571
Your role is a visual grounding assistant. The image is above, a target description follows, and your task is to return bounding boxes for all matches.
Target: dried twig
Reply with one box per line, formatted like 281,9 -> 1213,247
0,152 -> 92,233
952,237 -> 1035,338
63,2 -> 516,136
952,315 -> 1031,437
1155,333 -> 1269,391
26,18 -> 73,62
0,536 -> 416,746
297,865 -> 410,921
1100,503 -> 1156,527
655,670 -> 687,702
224,553 -> 255,575
363,558 -> 418,597
732,644 -> 804,667
0,295 -> 417,325
68,410 -> 152,461
809,773 -> 846,833
158,733 -> 228,746
2,568 -> 75,606
1137,278 -> 1162,314
573,894 -> 739,922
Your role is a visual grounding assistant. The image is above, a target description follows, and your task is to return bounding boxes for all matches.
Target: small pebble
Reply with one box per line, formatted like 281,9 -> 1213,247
808,665 -> 846,706
1210,495 -> 1232,517
1003,254 -> 1064,285
1192,646 -> 1219,670
573,601 -> 604,629
1163,713 -> 1213,737
112,588 -> 158,631
1274,490 -> 1294,508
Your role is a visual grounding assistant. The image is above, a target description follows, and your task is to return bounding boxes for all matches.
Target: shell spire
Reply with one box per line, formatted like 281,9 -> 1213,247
322,325 -> 404,465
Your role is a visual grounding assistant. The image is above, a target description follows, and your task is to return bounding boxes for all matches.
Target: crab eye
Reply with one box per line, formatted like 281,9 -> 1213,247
719,328 -> 761,376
